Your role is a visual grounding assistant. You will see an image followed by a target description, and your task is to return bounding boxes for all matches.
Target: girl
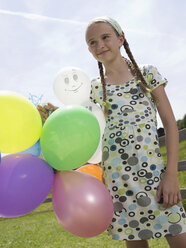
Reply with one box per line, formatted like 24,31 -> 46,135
85,16 -> 186,248
37,16 -> 186,248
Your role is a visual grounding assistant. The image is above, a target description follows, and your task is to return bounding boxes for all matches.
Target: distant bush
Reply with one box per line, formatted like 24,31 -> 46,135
157,114 -> 186,137
177,114 -> 186,130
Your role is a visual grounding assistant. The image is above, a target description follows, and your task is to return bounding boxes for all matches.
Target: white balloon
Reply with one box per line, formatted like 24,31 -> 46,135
82,101 -> 106,164
53,67 -> 91,105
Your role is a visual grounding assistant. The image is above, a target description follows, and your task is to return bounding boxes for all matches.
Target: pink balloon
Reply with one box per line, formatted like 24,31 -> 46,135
52,170 -> 113,237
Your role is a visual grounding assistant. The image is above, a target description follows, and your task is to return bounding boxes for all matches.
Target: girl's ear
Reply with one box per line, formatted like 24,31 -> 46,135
119,34 -> 125,48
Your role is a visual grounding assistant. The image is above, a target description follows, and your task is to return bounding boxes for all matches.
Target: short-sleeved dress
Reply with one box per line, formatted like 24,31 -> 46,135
89,64 -> 186,240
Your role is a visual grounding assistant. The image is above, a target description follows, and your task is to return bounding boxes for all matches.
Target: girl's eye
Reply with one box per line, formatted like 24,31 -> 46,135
103,35 -> 109,39
73,74 -> 78,81
64,77 -> 69,84
90,41 -> 95,46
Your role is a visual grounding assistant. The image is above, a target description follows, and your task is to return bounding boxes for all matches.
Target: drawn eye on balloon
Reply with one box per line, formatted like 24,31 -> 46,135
53,67 -> 91,105
64,77 -> 69,85
73,73 -> 78,81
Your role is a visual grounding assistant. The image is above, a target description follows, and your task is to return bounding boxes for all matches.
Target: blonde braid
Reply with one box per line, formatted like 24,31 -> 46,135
98,61 -> 108,115
123,39 -> 151,94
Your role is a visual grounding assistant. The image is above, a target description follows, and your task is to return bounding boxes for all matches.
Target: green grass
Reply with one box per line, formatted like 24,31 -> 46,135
0,205 -> 169,248
160,139 -> 186,188
0,141 -> 186,248
160,139 -> 186,162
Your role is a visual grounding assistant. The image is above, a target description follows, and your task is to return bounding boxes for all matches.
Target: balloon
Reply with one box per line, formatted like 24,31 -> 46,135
0,91 -> 42,153
52,170 -> 113,237
0,154 -> 54,217
53,67 -> 91,105
82,101 -> 106,164
40,105 -> 100,170
76,164 -> 103,182
21,139 -> 41,157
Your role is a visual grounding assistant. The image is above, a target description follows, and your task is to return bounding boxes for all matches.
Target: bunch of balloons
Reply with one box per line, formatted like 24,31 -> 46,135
0,91 -> 54,217
53,67 -> 106,164
0,67 -> 113,238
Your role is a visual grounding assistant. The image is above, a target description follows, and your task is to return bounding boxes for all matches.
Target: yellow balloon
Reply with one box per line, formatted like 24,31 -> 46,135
0,91 -> 42,153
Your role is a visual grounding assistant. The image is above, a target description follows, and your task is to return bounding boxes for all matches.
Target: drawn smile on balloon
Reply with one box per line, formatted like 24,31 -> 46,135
65,82 -> 83,93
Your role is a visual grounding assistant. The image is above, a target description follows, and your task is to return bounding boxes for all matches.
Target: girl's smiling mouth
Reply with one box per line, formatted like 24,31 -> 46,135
97,50 -> 109,55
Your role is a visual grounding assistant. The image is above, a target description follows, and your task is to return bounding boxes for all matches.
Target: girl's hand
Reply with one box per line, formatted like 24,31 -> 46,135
156,172 -> 182,208
37,102 -> 58,123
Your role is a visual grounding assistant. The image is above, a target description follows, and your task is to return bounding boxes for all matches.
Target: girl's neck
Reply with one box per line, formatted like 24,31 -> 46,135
104,56 -> 126,75
103,57 -> 133,84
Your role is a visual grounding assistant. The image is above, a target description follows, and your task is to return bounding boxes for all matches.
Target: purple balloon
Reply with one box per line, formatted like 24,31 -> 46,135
0,154 -> 54,217
52,170 -> 113,237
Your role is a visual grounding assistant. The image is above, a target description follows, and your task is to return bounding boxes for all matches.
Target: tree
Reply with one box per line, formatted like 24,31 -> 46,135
177,114 -> 186,130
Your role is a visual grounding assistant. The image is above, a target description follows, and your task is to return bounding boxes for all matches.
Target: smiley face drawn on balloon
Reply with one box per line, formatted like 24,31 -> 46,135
63,70 -> 84,93
53,67 -> 91,105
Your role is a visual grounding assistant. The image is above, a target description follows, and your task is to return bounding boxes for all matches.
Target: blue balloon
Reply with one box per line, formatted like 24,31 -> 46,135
21,139 -> 41,157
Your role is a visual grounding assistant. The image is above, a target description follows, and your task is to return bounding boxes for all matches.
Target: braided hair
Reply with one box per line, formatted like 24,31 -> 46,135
98,61 -> 108,115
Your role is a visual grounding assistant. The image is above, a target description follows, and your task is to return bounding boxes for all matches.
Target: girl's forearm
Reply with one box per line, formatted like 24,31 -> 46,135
164,121 -> 179,176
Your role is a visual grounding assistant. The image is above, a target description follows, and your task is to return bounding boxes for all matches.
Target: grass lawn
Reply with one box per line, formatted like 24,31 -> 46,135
0,140 -> 186,248
0,204 -> 170,248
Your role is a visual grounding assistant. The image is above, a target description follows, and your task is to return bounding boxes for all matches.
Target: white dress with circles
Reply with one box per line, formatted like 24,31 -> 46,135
89,64 -> 186,240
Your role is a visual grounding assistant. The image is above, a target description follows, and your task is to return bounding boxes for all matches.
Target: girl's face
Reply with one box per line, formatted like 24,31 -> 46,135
86,22 -> 124,64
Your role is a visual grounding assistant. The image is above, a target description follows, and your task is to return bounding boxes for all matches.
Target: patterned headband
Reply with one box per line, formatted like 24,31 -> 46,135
90,16 -> 123,35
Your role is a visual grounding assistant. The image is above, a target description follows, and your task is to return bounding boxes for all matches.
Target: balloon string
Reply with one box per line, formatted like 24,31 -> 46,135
28,93 -> 43,106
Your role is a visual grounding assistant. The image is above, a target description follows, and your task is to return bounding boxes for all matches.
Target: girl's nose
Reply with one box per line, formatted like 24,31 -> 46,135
97,40 -> 105,49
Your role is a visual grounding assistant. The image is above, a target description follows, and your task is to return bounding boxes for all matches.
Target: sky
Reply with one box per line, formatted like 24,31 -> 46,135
0,0 -> 186,127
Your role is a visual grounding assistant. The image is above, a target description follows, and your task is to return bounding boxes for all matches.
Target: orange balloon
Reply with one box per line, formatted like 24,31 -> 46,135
77,164 -> 103,182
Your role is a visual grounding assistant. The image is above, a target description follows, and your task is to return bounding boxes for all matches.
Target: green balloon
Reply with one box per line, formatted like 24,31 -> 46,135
40,105 -> 100,170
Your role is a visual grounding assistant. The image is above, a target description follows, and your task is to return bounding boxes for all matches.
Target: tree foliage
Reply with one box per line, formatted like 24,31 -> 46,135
177,114 -> 186,130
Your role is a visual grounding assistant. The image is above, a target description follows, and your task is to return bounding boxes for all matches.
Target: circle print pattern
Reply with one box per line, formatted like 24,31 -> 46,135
90,64 -> 186,240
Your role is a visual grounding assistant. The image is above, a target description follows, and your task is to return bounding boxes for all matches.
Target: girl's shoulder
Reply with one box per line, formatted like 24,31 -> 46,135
139,64 -> 168,90
139,64 -> 158,74
139,64 -> 166,79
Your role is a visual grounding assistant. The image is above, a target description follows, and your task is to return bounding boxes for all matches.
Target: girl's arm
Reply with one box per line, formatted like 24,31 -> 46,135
153,85 -> 182,208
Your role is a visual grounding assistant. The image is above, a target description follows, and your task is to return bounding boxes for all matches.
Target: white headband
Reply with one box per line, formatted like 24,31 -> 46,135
90,16 -> 123,35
